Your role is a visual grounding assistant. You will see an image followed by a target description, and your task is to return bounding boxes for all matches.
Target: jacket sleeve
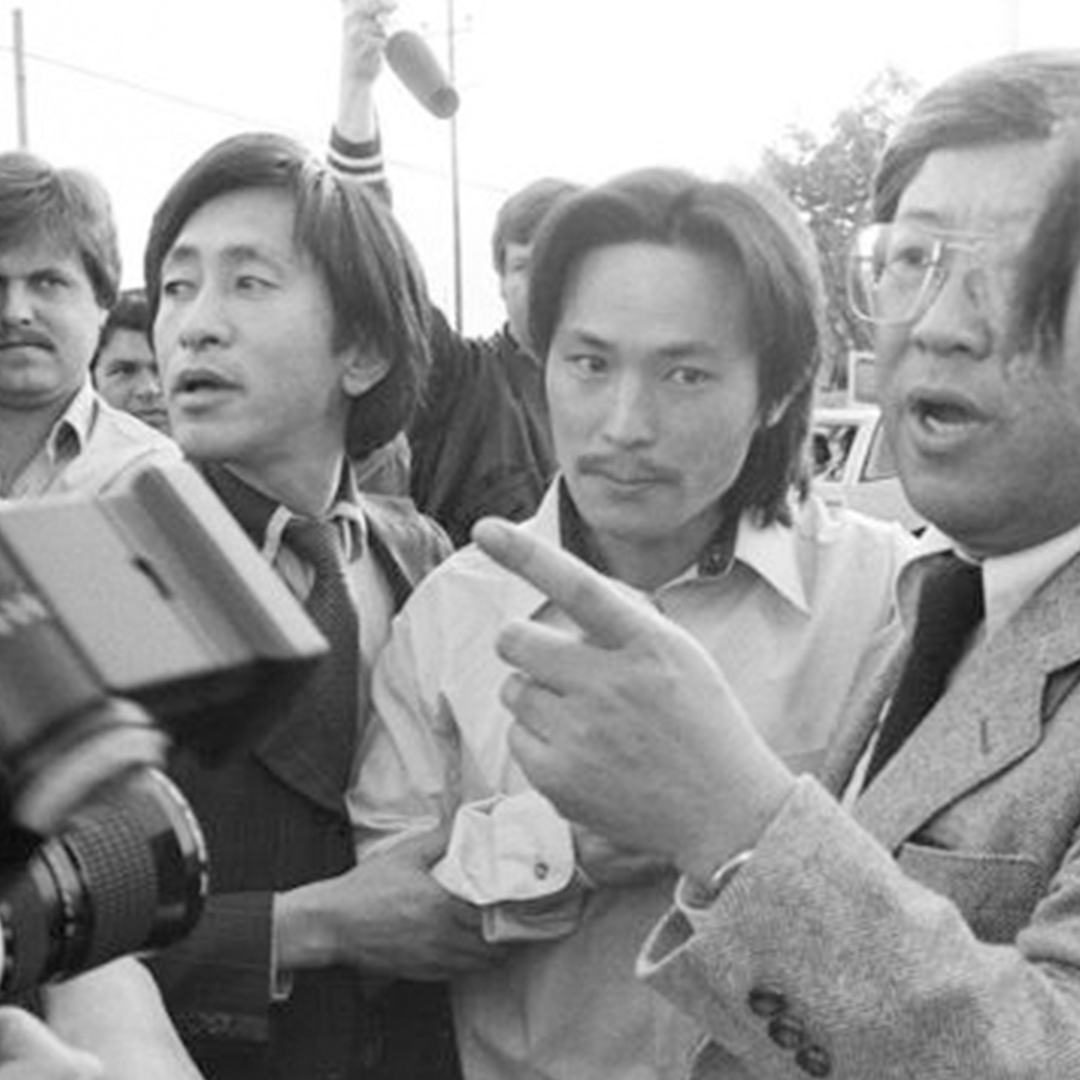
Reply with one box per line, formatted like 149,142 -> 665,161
146,892 -> 275,1043
639,776 -> 1080,1080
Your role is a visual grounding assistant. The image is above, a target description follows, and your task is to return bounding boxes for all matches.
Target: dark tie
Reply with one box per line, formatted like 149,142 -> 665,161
863,553 -> 984,786
280,516 -> 360,770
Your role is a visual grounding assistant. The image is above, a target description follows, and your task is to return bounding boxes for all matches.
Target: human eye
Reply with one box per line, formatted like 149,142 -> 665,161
562,352 -> 608,380
160,276 -> 194,300
106,360 -> 138,379
29,270 -> 69,293
883,232 -> 936,278
667,364 -> 714,388
235,272 -> 278,295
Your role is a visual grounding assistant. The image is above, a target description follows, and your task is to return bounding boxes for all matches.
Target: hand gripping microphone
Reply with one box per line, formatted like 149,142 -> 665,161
385,29 -> 460,119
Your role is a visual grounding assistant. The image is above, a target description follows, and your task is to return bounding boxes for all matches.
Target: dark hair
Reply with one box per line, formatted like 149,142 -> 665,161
0,150 -> 120,307
528,167 -> 823,527
490,177 -> 582,275
92,287 -> 151,374
874,50 -> 1080,222
1009,136 -> 1080,355
144,131 -> 432,459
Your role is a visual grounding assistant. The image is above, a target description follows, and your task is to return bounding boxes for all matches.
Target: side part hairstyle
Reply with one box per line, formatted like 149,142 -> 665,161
0,150 -> 121,307
873,49 -> 1080,222
527,167 -> 824,527
143,131 -> 432,460
490,177 -> 582,275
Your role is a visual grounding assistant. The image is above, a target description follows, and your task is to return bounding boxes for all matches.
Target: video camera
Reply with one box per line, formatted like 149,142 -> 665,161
0,464 -> 326,997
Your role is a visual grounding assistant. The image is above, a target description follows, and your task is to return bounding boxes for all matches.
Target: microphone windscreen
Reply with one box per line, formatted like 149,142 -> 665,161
385,30 -> 460,119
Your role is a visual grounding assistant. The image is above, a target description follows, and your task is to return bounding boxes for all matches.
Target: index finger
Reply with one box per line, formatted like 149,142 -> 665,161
471,518 -> 657,648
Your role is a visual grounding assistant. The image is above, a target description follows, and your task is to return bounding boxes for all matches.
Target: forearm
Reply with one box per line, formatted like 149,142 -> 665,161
643,778 -> 1080,1079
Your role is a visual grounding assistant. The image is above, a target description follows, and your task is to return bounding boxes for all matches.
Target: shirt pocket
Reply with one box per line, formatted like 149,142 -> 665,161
896,842 -> 1048,944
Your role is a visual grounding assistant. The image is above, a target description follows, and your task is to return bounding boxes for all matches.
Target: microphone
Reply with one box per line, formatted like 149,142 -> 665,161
385,30 -> 460,120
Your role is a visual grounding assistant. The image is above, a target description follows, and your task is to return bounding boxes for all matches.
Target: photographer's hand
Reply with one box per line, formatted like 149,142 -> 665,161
0,1006 -> 102,1080
44,959 -> 203,1080
473,518 -> 798,889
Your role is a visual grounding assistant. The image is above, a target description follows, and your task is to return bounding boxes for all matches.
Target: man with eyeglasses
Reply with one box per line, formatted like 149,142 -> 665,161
462,49 -> 1080,1079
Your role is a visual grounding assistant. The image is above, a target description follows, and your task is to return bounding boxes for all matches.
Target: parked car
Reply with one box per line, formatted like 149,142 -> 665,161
811,404 -> 924,532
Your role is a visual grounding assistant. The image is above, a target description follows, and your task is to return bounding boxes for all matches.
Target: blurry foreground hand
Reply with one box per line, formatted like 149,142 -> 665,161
0,1007 -> 102,1080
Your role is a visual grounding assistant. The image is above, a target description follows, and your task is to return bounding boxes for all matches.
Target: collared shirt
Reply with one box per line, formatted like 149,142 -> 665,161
351,479 -> 916,1080
1,380 -> 181,500
199,461 -> 395,680
842,520 -> 1080,806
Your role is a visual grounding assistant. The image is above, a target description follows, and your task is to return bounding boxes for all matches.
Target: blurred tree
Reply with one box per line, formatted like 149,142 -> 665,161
761,68 -> 920,389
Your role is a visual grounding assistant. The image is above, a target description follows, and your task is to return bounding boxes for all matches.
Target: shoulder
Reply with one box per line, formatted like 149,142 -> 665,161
793,491 -> 919,564
361,492 -> 453,571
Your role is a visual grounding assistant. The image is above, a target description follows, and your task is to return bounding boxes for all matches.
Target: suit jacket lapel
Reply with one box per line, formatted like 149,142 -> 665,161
843,553 -> 1080,852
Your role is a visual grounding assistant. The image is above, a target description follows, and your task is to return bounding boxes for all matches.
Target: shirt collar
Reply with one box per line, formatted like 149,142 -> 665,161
553,477 -> 808,612
896,520 -> 1080,640
42,379 -> 96,466
199,460 -> 367,563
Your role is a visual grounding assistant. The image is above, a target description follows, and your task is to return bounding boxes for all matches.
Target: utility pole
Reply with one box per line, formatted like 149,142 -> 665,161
446,0 -> 463,331
13,8 -> 28,148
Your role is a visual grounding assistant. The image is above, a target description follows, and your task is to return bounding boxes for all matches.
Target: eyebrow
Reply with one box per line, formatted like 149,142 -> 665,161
161,242 -> 283,271
557,326 -> 727,361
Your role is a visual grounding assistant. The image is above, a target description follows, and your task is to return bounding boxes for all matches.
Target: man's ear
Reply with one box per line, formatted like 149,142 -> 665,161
342,348 -> 390,398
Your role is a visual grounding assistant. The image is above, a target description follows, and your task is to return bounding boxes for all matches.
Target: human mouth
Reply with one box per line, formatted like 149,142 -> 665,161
0,334 -> 53,354
904,388 -> 988,445
579,458 -> 675,489
169,367 -> 239,404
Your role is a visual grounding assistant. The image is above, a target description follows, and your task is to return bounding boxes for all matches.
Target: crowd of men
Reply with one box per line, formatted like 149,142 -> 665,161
4,2 -> 1080,1078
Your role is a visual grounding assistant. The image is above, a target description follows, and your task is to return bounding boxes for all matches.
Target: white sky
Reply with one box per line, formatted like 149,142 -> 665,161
0,0 -> 1076,332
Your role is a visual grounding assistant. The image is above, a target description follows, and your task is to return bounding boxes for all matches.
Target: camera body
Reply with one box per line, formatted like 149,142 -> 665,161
0,463 -> 326,996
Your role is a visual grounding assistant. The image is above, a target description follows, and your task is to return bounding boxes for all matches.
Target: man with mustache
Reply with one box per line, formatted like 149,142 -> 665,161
465,52 -> 1080,1080
0,151 -> 179,500
341,170 -> 916,1079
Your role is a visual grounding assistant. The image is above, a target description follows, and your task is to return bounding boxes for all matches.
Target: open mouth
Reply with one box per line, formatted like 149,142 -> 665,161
909,391 -> 984,435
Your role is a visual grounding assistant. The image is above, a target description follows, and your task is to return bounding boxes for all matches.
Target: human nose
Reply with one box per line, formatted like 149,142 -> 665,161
908,249 -> 993,360
0,282 -> 34,326
600,373 -> 656,446
133,366 -> 164,401
173,285 -> 230,352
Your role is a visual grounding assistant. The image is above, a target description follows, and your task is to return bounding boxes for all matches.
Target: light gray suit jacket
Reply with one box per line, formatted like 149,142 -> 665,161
640,550 -> 1080,1079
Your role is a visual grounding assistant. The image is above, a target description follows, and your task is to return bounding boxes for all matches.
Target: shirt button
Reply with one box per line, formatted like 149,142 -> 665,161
747,987 -> 786,1019
796,1043 -> 832,1077
768,1013 -> 807,1051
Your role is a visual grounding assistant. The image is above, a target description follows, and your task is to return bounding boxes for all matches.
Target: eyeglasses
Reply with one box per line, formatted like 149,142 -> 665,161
847,222 -> 1021,327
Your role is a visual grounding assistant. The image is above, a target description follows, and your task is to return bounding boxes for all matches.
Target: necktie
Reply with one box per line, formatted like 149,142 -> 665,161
863,554 -> 984,787
282,516 -> 360,770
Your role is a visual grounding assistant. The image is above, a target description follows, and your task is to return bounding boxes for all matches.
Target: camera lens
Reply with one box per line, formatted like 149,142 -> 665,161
0,767 -> 207,996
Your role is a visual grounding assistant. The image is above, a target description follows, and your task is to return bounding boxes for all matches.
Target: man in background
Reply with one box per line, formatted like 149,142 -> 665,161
91,287 -> 170,433
0,151 -> 178,500
329,0 -> 579,543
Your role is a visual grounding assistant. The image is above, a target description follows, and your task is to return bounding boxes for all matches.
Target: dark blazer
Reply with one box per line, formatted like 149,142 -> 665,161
150,488 -> 458,1080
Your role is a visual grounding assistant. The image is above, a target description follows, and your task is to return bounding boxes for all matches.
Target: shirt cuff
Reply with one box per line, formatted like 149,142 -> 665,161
674,849 -> 754,918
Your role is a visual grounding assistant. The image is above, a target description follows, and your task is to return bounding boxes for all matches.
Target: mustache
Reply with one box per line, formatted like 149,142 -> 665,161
0,329 -> 53,350
576,455 -> 680,484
